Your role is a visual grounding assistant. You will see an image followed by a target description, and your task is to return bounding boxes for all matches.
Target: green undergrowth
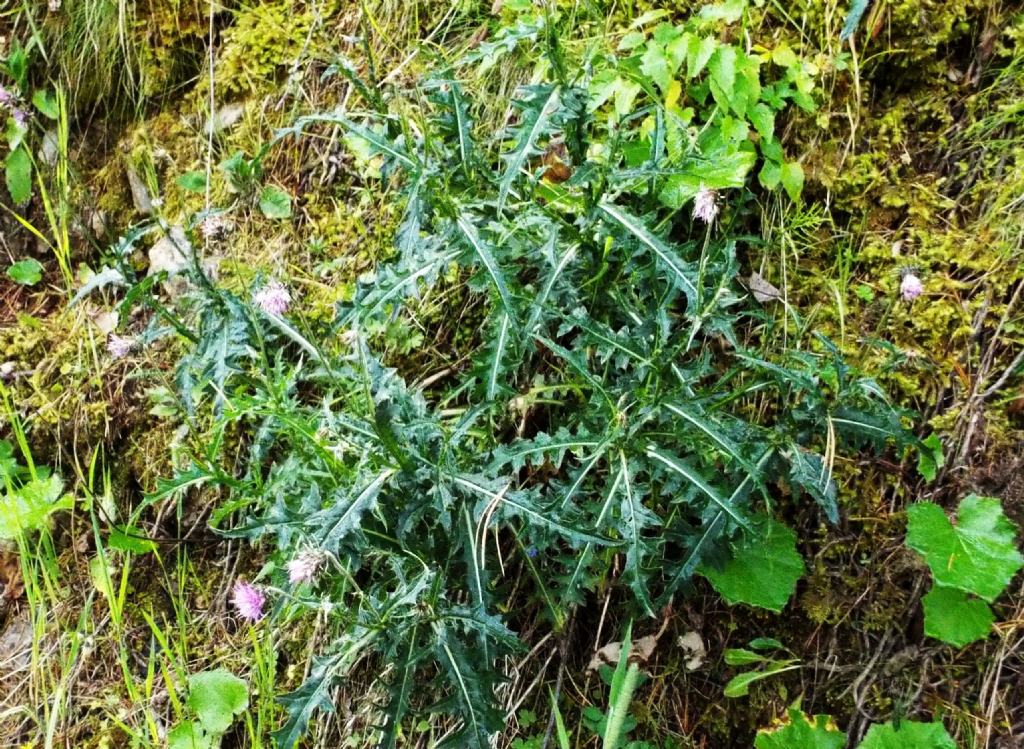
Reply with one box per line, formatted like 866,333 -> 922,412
1,2 -> 1023,749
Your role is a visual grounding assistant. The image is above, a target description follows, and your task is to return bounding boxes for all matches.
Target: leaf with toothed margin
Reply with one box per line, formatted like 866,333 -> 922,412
646,447 -> 751,531
452,212 -> 517,321
497,84 -> 562,211
597,201 -> 698,309
615,452 -> 660,617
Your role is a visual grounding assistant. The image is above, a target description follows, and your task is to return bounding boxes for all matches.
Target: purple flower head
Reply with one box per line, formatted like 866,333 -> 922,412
231,579 -> 266,621
900,272 -> 923,302
107,333 -> 135,359
286,549 -> 324,585
526,545 -> 538,559
253,280 -> 291,316
11,108 -> 29,128
693,186 -> 719,224
0,86 -> 13,108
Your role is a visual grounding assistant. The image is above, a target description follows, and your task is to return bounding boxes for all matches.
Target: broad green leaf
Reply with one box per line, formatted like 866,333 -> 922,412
6,145 -> 32,205
686,35 -> 718,79
176,171 -> 208,193
755,708 -> 846,749
658,148 -> 756,208
857,720 -> 957,749
617,30 -> 646,51
780,161 -> 804,201
640,42 -> 672,94
0,475 -> 73,540
259,184 -> 292,219
107,525 -> 158,554
906,496 -> 1023,601
759,159 -> 781,190
699,517 -> 803,611
32,90 -> 59,119
699,0 -> 747,24
771,44 -> 800,68
708,46 -> 737,110
916,434 -> 945,482
187,669 -> 249,735
167,721 -> 212,749
7,258 -> 43,286
921,585 -> 993,647
748,102 -> 776,140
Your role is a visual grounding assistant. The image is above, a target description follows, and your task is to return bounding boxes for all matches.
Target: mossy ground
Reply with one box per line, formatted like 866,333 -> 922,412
1,1 -> 1022,747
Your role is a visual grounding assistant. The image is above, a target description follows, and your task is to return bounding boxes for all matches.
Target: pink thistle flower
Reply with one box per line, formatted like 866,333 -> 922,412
231,580 -> 266,621
900,272 -> 923,302
107,333 -> 135,359
286,550 -> 324,585
253,280 -> 291,316
693,186 -> 719,224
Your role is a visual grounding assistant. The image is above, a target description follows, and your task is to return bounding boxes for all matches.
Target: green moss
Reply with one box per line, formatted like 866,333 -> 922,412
209,1 -> 320,98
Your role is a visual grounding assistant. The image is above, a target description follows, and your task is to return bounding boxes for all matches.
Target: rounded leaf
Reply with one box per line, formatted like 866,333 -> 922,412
187,669 -> 249,735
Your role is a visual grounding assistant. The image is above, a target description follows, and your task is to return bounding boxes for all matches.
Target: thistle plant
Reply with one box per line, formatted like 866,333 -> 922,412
137,6 -> 921,748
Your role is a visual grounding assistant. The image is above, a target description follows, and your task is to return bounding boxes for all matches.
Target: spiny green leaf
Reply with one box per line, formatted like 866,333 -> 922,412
597,201 -> 698,307
314,470 -> 393,553
434,630 -> 502,749
489,428 -> 602,473
452,213 -> 517,320
645,447 -> 750,530
663,401 -> 760,480
615,452 -> 659,617
497,84 -> 562,211
840,0 -> 871,41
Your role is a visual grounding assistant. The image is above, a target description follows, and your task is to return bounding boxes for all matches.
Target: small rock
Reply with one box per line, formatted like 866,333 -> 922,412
40,129 -> 59,166
677,631 -> 706,671
747,272 -> 782,304
125,165 -> 153,216
148,226 -> 193,277
90,209 -> 109,238
92,311 -> 119,334
0,612 -> 33,672
206,102 -> 246,134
